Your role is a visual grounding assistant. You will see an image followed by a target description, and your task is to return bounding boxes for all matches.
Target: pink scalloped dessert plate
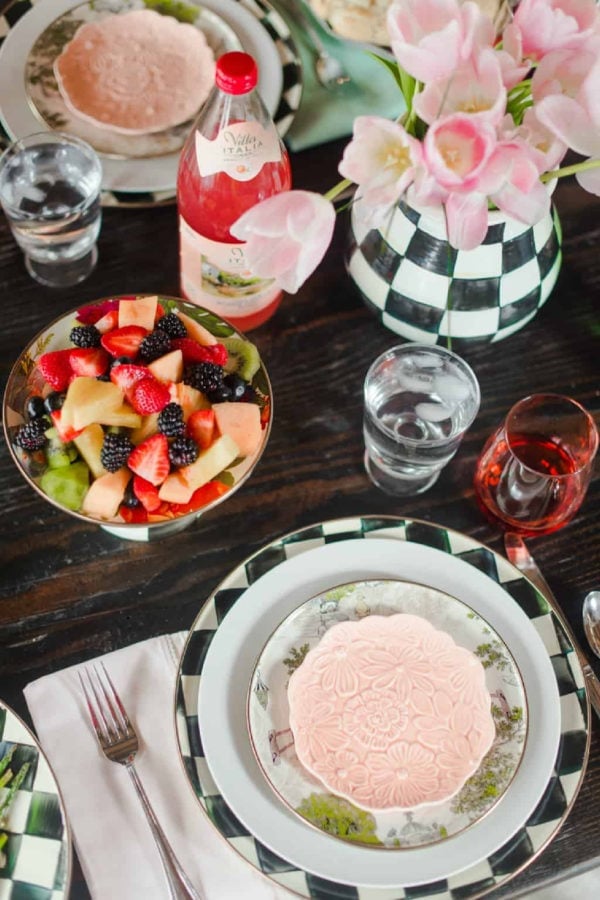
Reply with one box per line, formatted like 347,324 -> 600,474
247,579 -> 528,850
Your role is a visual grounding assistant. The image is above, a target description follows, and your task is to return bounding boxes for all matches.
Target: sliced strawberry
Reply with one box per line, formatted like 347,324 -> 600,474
119,504 -> 148,524
101,325 -> 148,358
38,349 -> 73,391
94,309 -> 119,334
170,481 -> 229,515
155,302 -> 166,322
170,338 -> 228,366
110,363 -> 149,402
76,298 -> 121,325
187,408 -> 215,450
130,377 -> 171,415
50,409 -> 83,442
132,475 -> 162,512
69,347 -> 110,377
127,433 -> 170,486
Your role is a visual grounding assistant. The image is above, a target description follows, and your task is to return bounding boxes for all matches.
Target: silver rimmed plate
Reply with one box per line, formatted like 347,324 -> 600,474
0,0 -> 303,206
0,699 -> 72,895
175,517 -> 589,897
247,578 -> 528,851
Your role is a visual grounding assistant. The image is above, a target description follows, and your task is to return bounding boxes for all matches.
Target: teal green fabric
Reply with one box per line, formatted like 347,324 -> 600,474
278,2 -> 405,152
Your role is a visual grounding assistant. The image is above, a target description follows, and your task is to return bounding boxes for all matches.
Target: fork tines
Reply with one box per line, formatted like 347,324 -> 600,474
78,662 -> 131,745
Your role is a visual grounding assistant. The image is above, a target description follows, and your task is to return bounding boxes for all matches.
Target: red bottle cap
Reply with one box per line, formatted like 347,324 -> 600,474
215,52 -> 258,94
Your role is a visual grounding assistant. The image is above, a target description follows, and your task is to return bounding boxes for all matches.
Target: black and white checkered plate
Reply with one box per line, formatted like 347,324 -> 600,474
175,516 -> 589,900
0,700 -> 71,899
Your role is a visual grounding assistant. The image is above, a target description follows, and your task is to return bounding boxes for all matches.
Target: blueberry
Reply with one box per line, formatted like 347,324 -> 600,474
208,383 -> 233,403
26,395 -> 47,419
43,391 -> 65,413
223,373 -> 248,401
110,355 -> 133,369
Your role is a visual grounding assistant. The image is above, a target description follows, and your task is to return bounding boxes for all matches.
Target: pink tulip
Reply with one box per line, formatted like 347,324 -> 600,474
337,116 -> 422,225
444,191 -> 490,250
504,0 -> 600,63
500,109 -> 567,172
422,113 -> 497,191
486,142 -> 553,223
414,48 -> 506,126
230,191 -> 336,294
386,0 -> 494,83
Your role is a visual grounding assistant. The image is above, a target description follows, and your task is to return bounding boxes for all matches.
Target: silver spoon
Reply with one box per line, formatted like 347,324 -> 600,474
583,591 -> 600,659
283,1 -> 351,90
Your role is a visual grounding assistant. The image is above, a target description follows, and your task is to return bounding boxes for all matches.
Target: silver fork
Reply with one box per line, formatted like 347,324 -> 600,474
79,663 -> 203,900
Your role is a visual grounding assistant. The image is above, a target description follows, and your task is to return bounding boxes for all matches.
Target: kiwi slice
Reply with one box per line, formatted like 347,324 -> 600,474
44,426 -> 77,469
222,337 -> 261,381
40,460 -> 89,511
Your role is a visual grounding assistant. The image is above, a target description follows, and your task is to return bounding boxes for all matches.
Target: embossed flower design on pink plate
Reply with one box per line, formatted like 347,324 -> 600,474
287,613 -> 496,811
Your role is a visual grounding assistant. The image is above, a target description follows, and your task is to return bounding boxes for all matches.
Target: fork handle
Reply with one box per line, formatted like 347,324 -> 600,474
127,763 -> 203,900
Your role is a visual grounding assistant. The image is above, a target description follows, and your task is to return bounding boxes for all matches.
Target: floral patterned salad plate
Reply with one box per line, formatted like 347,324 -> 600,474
175,517 -> 589,898
247,578 -> 527,850
0,698 -> 71,897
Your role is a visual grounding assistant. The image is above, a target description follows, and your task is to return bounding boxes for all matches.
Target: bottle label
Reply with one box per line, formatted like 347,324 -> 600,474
195,121 -> 281,182
179,216 -> 280,316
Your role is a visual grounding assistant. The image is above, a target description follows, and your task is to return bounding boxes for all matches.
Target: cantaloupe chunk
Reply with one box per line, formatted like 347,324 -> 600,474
157,471 -> 194,504
176,310 -> 218,346
148,349 -> 183,383
158,434 -> 239,500
212,402 -> 262,457
118,295 -> 158,330
73,423 -> 107,479
82,468 -> 131,519
169,382 -> 210,419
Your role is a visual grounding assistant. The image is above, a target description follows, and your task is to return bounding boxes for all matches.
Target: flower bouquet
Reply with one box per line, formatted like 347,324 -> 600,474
232,0 -> 600,296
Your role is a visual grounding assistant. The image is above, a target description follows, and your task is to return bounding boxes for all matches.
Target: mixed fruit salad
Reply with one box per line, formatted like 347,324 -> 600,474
5,294 -> 271,526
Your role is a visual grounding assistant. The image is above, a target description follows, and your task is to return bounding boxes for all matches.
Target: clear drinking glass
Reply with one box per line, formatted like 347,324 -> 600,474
473,394 -> 599,535
0,132 -> 102,287
363,344 -> 481,495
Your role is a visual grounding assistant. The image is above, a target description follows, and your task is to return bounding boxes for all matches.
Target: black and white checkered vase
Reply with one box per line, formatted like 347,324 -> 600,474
347,197 -> 562,349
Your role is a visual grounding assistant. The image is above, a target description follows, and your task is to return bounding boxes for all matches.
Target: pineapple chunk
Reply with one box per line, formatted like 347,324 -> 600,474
73,423 -> 107,479
62,377 -> 123,431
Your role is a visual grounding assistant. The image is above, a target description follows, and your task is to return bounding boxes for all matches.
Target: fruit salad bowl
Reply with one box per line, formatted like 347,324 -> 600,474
3,294 -> 272,541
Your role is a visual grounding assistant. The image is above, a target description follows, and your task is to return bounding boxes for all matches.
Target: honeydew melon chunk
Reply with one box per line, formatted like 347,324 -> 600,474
62,377 -> 124,430
158,433 -> 239,501
81,467 -> 131,519
73,423 -> 107,479
130,412 -> 159,444
176,310 -> 218,346
118,295 -> 158,330
40,460 -> 89,511
148,349 -> 183,383
98,404 -> 142,429
212,402 -> 262,457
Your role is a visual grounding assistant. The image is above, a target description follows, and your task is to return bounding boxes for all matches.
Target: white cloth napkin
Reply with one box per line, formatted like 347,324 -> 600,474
24,633 -> 288,900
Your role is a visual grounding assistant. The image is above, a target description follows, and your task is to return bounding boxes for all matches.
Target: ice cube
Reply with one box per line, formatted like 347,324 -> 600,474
415,402 -> 453,422
19,185 -> 46,203
434,374 -> 470,402
396,368 -> 434,392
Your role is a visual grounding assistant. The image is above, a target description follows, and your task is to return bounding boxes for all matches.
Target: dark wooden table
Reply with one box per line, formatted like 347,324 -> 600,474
1,124 -> 599,898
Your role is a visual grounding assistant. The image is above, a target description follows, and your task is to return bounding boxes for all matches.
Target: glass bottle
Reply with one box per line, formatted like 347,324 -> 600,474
177,51 -> 292,331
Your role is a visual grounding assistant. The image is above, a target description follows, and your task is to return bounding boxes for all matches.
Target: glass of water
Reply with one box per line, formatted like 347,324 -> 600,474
0,132 -> 102,287
363,344 -> 481,495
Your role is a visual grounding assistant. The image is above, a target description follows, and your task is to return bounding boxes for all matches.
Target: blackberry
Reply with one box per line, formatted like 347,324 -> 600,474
169,436 -> 199,467
15,419 -> 47,451
158,402 -> 185,437
156,312 -> 187,339
70,324 -> 101,348
100,432 -> 134,472
183,362 -> 224,395
138,330 -> 171,362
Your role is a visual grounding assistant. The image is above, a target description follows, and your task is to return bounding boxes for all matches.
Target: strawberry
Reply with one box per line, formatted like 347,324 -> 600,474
132,475 -> 162,512
69,347 -> 110,377
119,504 -> 148,524
187,408 -> 215,450
110,363 -> 149,401
75,298 -> 120,325
127,433 -> 170,486
101,325 -> 148,358
130,377 -> 171,414
94,309 -> 119,334
170,481 -> 229,515
170,338 -> 228,366
37,349 -> 73,391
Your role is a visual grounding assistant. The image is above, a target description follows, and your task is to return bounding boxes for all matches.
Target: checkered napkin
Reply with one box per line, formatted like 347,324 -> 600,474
24,634 -> 287,900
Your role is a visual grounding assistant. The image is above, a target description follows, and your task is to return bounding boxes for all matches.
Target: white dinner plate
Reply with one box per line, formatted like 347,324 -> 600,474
0,698 -> 72,895
175,517 -> 589,898
0,0 -> 302,204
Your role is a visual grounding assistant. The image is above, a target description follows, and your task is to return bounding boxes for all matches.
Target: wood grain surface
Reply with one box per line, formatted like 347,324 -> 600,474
0,92 -> 599,900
